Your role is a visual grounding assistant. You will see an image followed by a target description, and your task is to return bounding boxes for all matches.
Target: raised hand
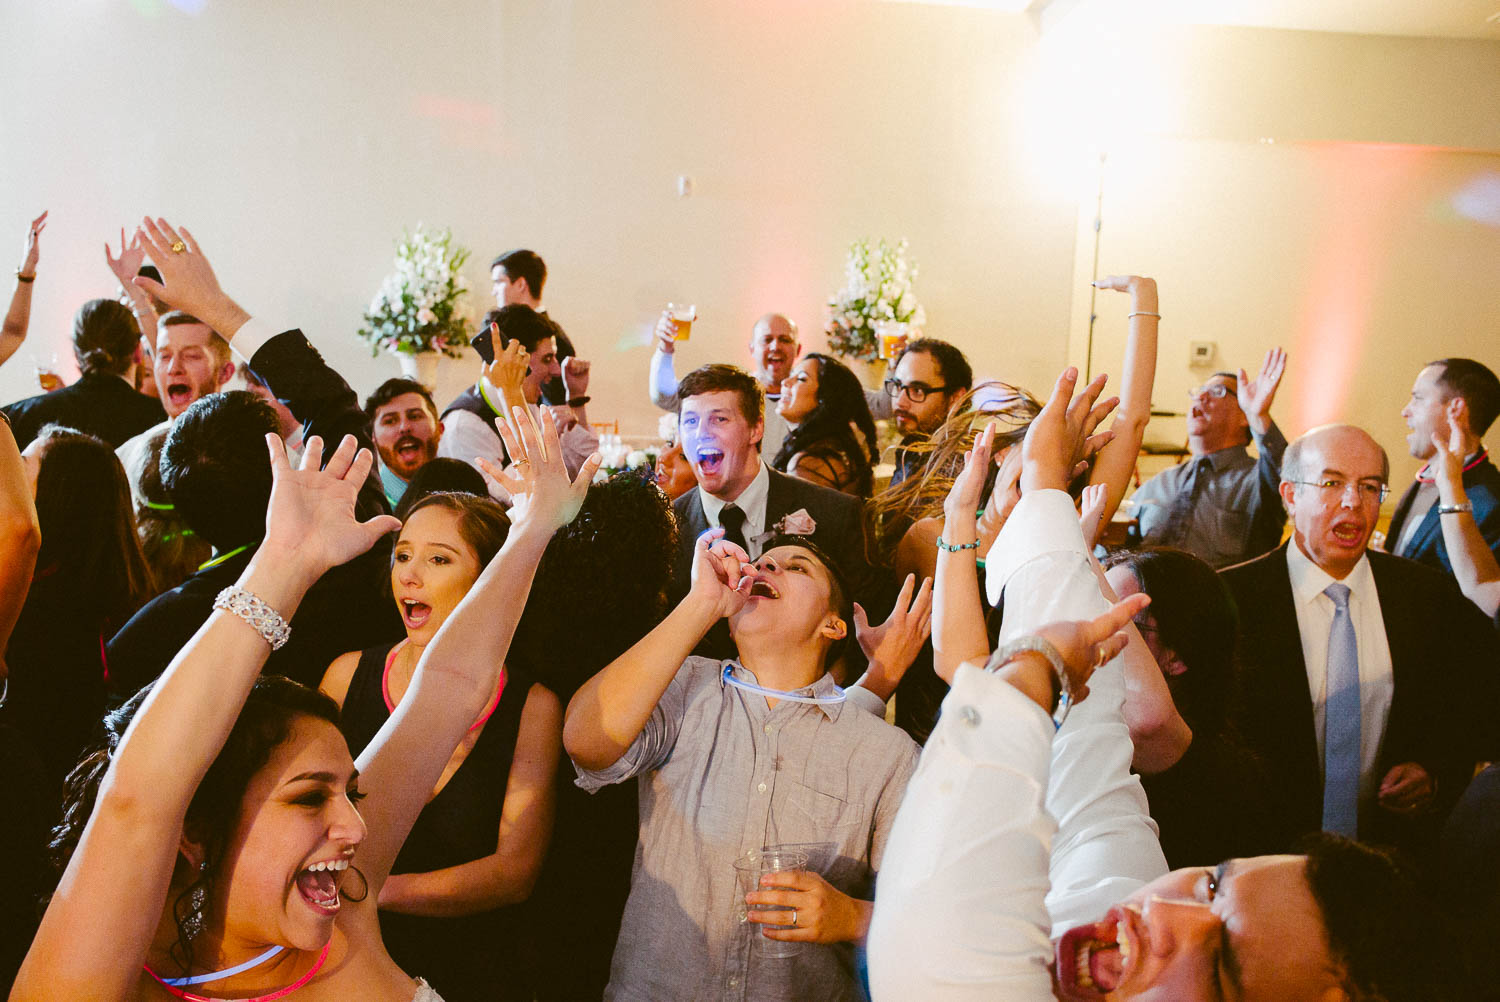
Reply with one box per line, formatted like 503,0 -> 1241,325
653,310 -> 679,354
563,355 -> 591,397
851,573 -> 934,701
492,405 -> 599,531
1020,367 -> 1110,494
942,421 -> 996,525
1430,413 -> 1468,489
1079,483 -> 1109,549
484,336 -> 529,400
133,217 -> 248,335
687,527 -> 753,620
1029,593 -> 1150,707
262,434 -> 401,579
103,227 -> 146,287
1237,346 -> 1286,432
18,210 -> 46,277
1092,274 -> 1158,311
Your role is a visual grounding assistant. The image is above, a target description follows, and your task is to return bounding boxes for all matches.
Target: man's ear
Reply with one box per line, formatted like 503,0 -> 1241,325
1446,395 -> 1472,433
217,359 -> 237,389
1278,479 -> 1298,515
820,615 -> 847,641
750,418 -> 764,450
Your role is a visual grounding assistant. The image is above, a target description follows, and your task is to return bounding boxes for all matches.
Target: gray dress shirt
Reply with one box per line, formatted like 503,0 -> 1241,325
1126,422 -> 1289,568
575,657 -> 919,1001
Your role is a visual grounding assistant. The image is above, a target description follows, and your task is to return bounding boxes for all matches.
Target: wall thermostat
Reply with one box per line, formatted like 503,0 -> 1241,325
1190,341 -> 1216,365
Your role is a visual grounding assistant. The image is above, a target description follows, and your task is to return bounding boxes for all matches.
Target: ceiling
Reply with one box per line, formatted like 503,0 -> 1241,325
882,0 -> 1500,41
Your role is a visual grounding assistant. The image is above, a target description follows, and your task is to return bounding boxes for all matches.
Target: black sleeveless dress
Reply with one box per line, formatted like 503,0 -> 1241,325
340,643 -> 538,1002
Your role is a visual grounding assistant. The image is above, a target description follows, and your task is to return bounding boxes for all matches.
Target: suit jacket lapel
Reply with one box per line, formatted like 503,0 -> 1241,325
763,468 -> 793,532
1386,481 -> 1419,552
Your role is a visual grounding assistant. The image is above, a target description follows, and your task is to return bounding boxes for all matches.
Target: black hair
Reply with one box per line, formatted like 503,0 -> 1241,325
159,391 -> 279,551
1099,547 -> 1239,739
1430,357 -> 1500,435
509,468 -> 677,700
393,459 -> 488,520
1299,832 -> 1467,1001
760,533 -> 855,674
32,425 -> 156,625
52,675 -> 347,975
72,298 -> 140,376
677,363 -> 765,428
363,377 -> 439,424
480,304 -> 564,355
770,354 -> 879,497
894,337 -> 973,395
489,249 -> 547,299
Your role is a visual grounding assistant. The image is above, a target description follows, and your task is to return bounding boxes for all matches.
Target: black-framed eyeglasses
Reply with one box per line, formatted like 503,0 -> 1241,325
1290,478 -> 1390,505
885,378 -> 949,403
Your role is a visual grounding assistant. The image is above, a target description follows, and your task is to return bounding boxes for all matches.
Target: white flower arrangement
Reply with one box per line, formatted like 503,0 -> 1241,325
658,412 -> 679,444
825,238 -> 926,363
358,226 -> 474,359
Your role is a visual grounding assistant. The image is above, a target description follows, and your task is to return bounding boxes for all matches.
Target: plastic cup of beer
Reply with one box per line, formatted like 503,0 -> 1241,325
733,846 -> 808,959
666,303 -> 696,342
878,331 -> 904,360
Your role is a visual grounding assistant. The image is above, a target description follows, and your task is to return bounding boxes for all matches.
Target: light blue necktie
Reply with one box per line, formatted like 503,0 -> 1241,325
1322,582 -> 1361,837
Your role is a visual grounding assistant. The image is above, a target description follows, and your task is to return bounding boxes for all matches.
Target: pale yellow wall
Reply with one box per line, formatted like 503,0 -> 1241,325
1,4 -> 1497,458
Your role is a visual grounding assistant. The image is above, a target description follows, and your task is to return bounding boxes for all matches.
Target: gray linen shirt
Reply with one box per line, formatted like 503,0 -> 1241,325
1126,421 -> 1289,568
575,657 -> 919,1002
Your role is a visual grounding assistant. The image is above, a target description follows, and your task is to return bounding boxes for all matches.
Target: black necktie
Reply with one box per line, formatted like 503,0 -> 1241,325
719,504 -> 749,553
1158,456 -> 1210,548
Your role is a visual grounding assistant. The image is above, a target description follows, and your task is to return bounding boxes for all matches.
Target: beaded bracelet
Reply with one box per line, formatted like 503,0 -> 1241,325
213,586 -> 292,650
936,537 -> 981,553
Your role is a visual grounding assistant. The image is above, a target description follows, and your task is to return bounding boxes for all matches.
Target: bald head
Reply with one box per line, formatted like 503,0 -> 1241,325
1280,424 -> 1389,579
750,313 -> 800,390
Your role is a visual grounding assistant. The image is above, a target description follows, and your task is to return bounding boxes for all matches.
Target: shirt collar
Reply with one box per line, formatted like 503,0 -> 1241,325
378,459 -> 409,509
1195,443 -> 1251,472
1286,535 -> 1375,607
699,459 -> 770,528
721,660 -> 845,720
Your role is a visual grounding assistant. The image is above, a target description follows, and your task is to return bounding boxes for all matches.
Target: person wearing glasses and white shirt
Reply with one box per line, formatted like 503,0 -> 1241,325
1124,349 -> 1288,569
1219,423 -> 1499,860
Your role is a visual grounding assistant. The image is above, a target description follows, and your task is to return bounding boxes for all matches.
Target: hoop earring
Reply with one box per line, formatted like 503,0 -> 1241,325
340,864 -> 369,903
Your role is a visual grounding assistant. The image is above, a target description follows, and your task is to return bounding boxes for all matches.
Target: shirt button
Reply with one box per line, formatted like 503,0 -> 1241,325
728,977 -> 739,987
757,781 -> 768,793
960,705 -> 981,727
763,723 -> 773,734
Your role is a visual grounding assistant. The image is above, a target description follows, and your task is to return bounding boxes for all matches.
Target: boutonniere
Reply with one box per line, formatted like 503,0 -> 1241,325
752,508 -> 817,546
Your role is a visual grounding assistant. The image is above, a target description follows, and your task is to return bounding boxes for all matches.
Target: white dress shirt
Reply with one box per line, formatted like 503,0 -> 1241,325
868,490 -> 1166,1000
435,378 -> 599,480
696,460 -> 771,558
1285,540 -> 1395,798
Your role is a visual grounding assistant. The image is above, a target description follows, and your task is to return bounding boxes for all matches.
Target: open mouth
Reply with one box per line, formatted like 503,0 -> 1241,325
696,448 -> 725,477
1329,521 -> 1366,547
165,382 -> 195,409
394,435 -> 425,463
744,575 -> 780,600
401,599 -> 432,629
1055,911 -> 1132,998
294,857 -> 350,916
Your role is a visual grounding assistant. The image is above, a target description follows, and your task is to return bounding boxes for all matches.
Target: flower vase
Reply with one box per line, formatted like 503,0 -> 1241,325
397,350 -> 440,388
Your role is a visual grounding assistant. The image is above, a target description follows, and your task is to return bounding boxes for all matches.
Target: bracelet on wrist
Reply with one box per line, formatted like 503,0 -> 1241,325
567,395 -> 591,408
14,270 -> 35,283
1127,311 -> 1160,320
213,586 -> 292,650
988,634 -> 1073,729
936,536 -> 981,553
1439,502 -> 1474,515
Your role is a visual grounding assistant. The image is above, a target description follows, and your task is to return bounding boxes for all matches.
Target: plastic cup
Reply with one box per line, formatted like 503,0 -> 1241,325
878,332 -> 904,360
666,303 -> 696,341
733,846 -> 808,959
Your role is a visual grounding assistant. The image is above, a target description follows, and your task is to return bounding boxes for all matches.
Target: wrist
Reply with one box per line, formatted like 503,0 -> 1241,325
994,653 -> 1057,713
201,298 -> 251,340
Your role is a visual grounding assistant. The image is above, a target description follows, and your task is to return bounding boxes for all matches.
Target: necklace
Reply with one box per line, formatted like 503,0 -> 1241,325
144,942 -> 328,1001
382,639 -> 505,731
721,663 -> 847,706
158,946 -> 283,986
199,544 -> 252,571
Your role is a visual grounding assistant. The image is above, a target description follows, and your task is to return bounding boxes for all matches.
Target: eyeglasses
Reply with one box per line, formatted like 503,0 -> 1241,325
885,378 -> 949,403
1290,478 -> 1390,505
1187,383 -> 1234,401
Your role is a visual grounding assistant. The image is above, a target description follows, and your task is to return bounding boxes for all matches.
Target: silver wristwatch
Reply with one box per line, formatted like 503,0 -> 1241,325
988,634 -> 1072,729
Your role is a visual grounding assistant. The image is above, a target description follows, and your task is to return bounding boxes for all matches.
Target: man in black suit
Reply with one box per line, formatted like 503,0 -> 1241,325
1221,423 -> 1498,858
2,299 -> 164,448
669,364 -> 884,659
106,218 -> 401,698
1388,357 -> 1500,575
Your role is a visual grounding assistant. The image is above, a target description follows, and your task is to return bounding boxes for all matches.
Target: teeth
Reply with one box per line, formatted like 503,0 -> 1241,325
1076,944 -> 1095,989
1118,932 -> 1130,963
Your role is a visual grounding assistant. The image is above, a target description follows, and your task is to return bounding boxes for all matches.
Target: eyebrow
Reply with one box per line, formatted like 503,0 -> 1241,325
1215,860 -> 1245,994
287,769 -> 357,785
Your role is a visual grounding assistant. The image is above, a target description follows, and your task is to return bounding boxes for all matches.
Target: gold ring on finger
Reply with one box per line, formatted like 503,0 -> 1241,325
170,240 -> 187,254
1095,645 -> 1110,668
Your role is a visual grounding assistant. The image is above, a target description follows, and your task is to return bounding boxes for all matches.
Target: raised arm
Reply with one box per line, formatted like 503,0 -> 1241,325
0,211 -> 46,370
0,415 -> 41,677
1433,417 -> 1500,618
1086,275 -> 1158,523
648,310 -> 682,410
932,422 -> 999,683
350,409 -> 598,892
12,434 -> 399,1002
105,227 -> 161,349
564,528 -> 750,770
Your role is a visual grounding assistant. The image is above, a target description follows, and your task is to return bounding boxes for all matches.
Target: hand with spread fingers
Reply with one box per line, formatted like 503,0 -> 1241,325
260,433 -> 402,581
133,217 -> 250,337
1020,367 -> 1111,495
491,405 -> 600,533
745,869 -> 870,944
104,227 -> 146,289
851,573 -> 934,701
1237,346 -> 1287,436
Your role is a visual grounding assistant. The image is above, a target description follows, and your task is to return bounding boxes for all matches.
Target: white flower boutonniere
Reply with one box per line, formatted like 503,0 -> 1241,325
752,508 -> 817,547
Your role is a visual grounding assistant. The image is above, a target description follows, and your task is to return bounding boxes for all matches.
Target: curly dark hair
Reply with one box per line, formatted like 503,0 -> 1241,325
509,469 -> 677,700
770,354 -> 879,497
51,675 -> 347,975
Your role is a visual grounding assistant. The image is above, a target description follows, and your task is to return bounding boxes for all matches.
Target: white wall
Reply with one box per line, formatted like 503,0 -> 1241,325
2,2 -> 1498,460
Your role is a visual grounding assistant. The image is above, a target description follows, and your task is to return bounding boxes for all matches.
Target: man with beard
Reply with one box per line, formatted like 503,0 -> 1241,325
884,337 -> 972,487
650,311 -> 801,456
364,377 -> 443,509
1124,350 -> 1287,568
115,310 -> 235,498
